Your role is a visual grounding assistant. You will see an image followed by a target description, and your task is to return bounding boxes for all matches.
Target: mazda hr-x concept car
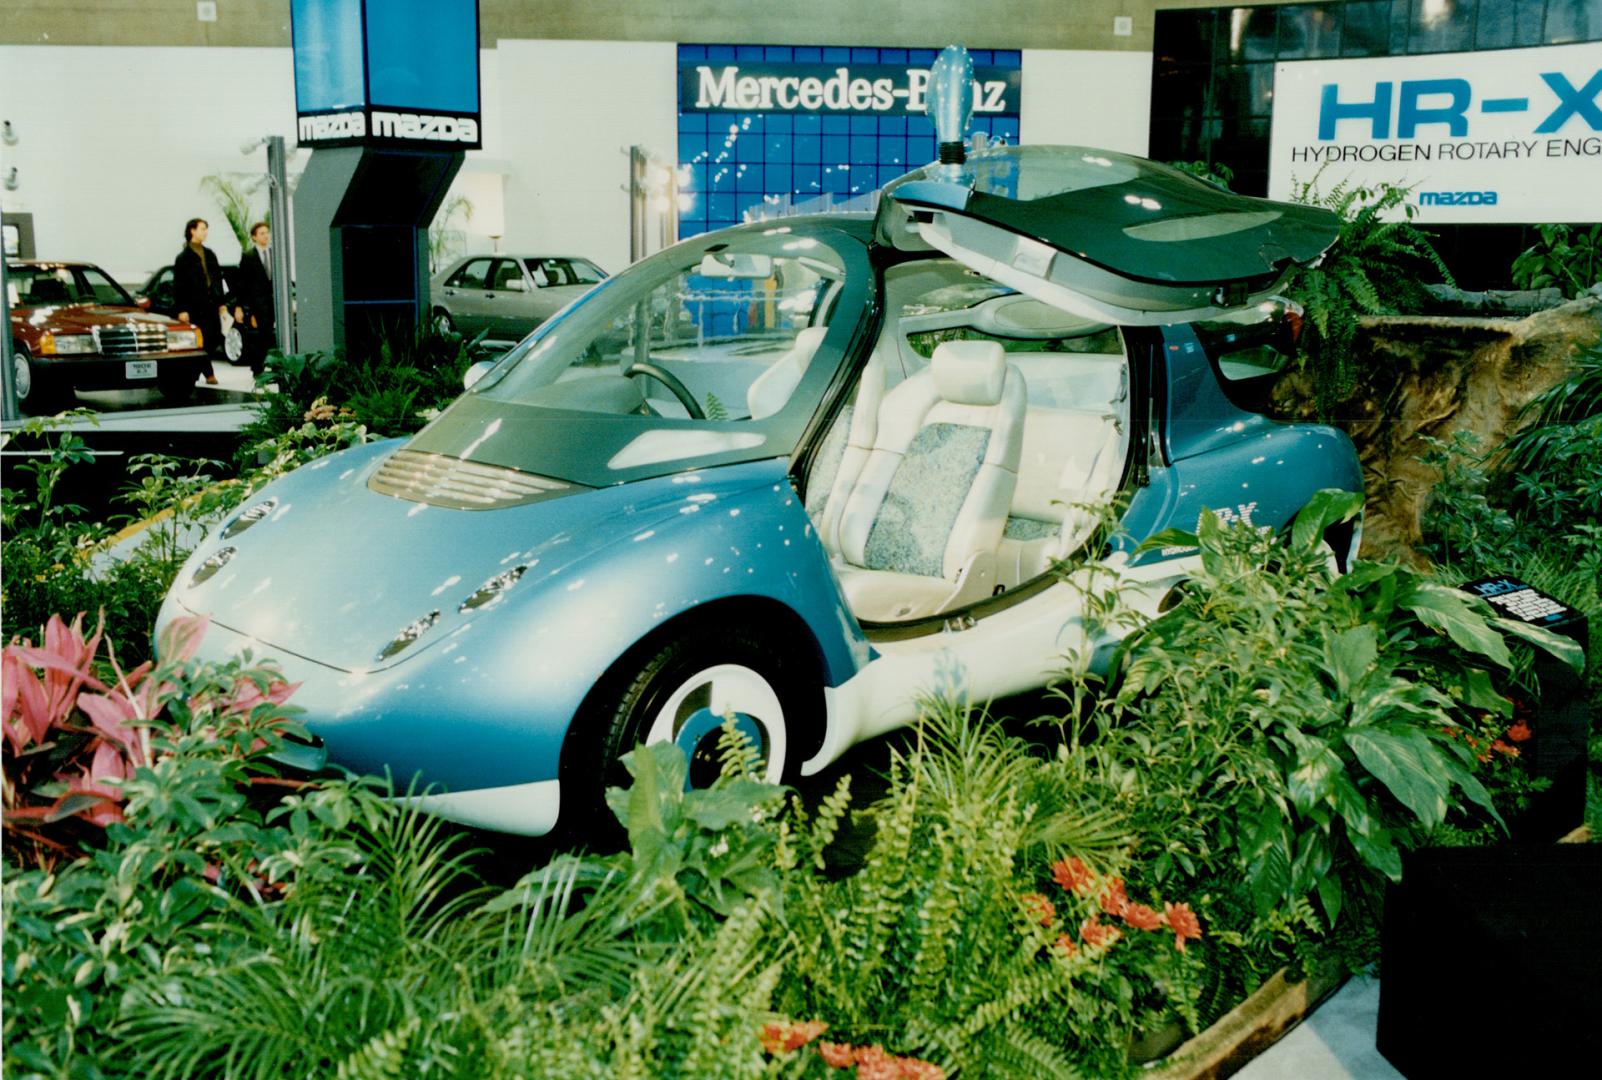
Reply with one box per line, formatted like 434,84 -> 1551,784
158,144 -> 1360,834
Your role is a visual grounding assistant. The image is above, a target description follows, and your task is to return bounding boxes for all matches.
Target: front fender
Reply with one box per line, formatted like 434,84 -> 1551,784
265,461 -> 867,792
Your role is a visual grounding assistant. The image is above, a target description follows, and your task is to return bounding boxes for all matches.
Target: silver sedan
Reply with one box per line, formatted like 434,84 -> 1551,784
430,254 -> 608,339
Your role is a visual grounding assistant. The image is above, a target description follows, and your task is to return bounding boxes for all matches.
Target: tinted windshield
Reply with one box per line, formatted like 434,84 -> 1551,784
9,264 -> 133,307
526,257 -> 606,287
406,222 -> 872,486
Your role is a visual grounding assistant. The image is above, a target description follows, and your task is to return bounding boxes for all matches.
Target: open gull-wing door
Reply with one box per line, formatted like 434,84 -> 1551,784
875,146 -> 1340,326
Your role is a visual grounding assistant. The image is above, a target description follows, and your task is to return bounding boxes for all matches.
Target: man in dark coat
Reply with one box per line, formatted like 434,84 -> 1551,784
173,217 -> 226,384
233,221 -> 275,376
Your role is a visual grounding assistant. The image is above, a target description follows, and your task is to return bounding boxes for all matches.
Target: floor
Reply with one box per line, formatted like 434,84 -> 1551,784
1235,976 -> 1403,1079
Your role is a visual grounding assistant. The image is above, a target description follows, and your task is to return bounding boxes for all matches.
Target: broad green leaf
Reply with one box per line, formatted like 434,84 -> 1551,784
1291,488 -> 1363,551
1133,527 -> 1199,555
1288,742 -> 1344,814
1326,625 -> 1377,700
1338,560 -> 1400,592
1493,617 -> 1586,674
683,778 -> 777,830
1402,582 -> 1512,668
1243,804 -> 1292,915
1315,871 -> 1344,926
43,792 -> 108,823
1452,667 -> 1512,716
1345,727 -> 1451,828
1348,818 -> 1403,881
1290,826 -> 1333,897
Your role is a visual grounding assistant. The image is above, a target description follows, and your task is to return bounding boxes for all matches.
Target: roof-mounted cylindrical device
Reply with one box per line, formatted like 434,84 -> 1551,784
926,45 -> 975,175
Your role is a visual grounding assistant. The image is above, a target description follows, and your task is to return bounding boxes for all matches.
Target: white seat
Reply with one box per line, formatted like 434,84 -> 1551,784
995,406 -> 1126,586
833,340 -> 1026,621
746,325 -> 827,420
807,349 -> 887,553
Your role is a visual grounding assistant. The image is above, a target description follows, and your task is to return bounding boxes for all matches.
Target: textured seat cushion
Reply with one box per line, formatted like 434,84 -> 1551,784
833,340 -> 1026,618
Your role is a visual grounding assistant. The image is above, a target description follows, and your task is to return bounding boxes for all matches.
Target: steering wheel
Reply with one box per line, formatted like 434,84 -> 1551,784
625,362 -> 705,420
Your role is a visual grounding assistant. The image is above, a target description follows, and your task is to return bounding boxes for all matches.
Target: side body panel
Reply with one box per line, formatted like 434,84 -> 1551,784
165,457 -> 867,794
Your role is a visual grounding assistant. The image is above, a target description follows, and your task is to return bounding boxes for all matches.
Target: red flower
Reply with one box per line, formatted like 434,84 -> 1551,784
1051,856 -> 1094,895
1099,877 -> 1129,918
760,1019 -> 827,1055
1021,892 -> 1056,925
1053,933 -> 1078,958
1506,720 -> 1532,743
1080,918 -> 1121,948
1490,739 -> 1520,758
855,1046 -> 898,1080
1122,902 -> 1164,931
844,1045 -> 945,1080
819,1042 -> 857,1068
1166,902 -> 1202,951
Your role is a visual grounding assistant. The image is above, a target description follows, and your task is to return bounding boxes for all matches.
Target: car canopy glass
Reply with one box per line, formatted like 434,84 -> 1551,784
404,220 -> 874,488
876,145 -> 1340,326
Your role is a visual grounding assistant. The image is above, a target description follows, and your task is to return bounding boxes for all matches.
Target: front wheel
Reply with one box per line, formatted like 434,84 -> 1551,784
12,344 -> 64,414
564,623 -> 818,841
433,309 -> 456,336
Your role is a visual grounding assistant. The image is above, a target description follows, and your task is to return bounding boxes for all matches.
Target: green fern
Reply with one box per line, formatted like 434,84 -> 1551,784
1284,174 -> 1455,416
334,1019 -> 420,1080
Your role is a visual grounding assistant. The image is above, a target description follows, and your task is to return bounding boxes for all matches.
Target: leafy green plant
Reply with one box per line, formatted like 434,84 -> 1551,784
427,193 -> 475,273
1167,159 -> 1234,190
246,327 -> 486,445
199,174 -> 265,251
1070,493 -> 1578,936
1283,176 -> 1454,414
1512,223 -> 1602,298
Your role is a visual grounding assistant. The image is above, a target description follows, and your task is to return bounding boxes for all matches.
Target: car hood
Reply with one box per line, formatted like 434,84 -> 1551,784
12,304 -> 180,331
172,439 -> 789,674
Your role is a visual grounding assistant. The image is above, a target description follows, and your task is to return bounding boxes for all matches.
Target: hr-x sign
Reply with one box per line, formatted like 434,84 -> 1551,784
1268,42 -> 1602,224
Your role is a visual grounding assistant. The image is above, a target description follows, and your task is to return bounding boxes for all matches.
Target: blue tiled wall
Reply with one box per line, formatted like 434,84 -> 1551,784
677,45 -> 1022,237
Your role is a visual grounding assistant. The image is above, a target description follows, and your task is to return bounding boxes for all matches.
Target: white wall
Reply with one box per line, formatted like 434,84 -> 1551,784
0,46 -> 297,281
0,41 -> 1148,287
494,40 -> 678,273
1020,49 -> 1153,154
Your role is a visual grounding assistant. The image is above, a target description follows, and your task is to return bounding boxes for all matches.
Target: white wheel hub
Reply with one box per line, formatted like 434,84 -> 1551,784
643,663 -> 787,786
13,352 -> 31,399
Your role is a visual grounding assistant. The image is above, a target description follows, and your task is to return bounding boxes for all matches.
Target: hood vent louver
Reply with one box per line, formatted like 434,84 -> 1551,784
369,449 -> 576,511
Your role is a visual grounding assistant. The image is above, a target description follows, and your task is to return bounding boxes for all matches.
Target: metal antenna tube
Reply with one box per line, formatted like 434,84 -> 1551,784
0,252 -> 16,419
266,135 -> 296,355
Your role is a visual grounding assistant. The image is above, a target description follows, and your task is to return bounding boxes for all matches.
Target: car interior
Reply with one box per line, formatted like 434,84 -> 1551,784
473,245 -> 1131,619
803,258 -> 1131,623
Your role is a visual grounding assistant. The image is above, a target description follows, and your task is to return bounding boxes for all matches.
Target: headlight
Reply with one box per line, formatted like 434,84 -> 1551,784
167,328 -> 201,350
41,332 -> 97,355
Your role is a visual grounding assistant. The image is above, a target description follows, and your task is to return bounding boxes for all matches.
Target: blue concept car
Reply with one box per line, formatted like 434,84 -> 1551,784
158,126 -> 1360,835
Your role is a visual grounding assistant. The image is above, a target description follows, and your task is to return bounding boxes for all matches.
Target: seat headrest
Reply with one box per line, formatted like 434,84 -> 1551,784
792,325 -> 828,355
931,340 -> 1007,406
